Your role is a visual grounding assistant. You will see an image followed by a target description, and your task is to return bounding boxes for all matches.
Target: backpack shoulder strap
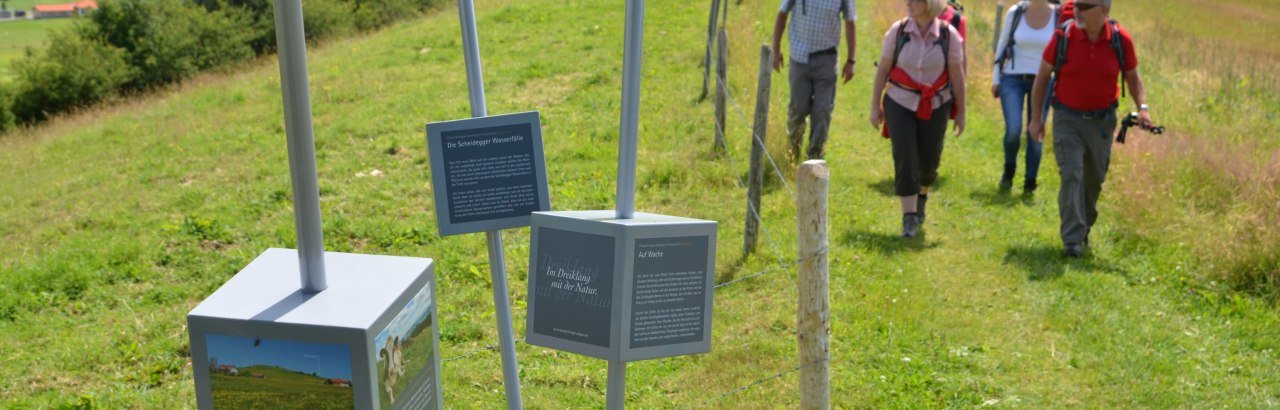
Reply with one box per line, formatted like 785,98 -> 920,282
996,2 -> 1027,69
890,18 -> 911,70
939,21 -> 952,67
1051,21 -> 1071,75
1109,19 -> 1128,97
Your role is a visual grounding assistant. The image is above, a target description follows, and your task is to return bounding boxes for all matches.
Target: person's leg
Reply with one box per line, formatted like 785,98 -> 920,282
1053,109 -> 1090,247
807,54 -> 839,159
1081,110 -> 1118,245
885,96 -> 921,212
998,75 -> 1026,188
1021,77 -> 1044,192
916,100 -> 951,222
788,60 -> 813,159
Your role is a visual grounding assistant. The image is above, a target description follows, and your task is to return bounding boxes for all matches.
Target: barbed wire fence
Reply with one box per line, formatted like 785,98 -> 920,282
439,1 -> 833,406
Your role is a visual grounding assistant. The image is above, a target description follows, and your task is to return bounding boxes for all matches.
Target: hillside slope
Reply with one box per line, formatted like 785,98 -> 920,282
1,0 -> 1277,407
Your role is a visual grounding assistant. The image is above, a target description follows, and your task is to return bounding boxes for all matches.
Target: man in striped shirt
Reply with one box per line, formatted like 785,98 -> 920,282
772,0 -> 857,160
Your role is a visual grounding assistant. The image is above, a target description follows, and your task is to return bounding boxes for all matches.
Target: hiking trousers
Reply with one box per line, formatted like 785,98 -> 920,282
1052,105 -> 1118,245
787,52 -> 838,160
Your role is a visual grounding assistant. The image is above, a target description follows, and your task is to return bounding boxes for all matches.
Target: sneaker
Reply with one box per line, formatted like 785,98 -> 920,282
1024,180 -> 1038,194
917,194 -> 929,223
998,178 -> 1013,191
902,213 -> 922,238
1064,243 -> 1085,258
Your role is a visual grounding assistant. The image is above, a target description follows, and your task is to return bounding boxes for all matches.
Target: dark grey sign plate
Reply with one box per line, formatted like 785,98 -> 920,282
526,211 -> 716,362
426,111 -> 549,236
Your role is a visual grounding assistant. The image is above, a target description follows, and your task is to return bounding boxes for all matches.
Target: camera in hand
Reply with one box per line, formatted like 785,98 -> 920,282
1116,112 -> 1165,144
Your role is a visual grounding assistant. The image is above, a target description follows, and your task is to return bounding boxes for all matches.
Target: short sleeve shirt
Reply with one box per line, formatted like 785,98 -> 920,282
881,19 -> 965,112
1043,22 -> 1138,111
780,0 -> 857,64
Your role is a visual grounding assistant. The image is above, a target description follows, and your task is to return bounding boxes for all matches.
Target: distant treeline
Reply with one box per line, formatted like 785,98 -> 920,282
0,0 -> 443,132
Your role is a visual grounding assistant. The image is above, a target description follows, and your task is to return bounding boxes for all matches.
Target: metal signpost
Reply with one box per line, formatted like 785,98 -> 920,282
426,1 -> 540,407
524,1 -> 718,408
189,1 -> 441,408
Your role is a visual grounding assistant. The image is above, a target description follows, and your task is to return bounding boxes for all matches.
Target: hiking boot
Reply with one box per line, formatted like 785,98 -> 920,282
917,194 -> 929,223
1023,180 -> 1038,194
998,177 -> 1013,192
1063,243 -> 1085,258
902,213 -> 922,238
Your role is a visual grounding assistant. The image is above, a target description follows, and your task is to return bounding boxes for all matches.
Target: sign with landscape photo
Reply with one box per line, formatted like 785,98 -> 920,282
204,334 -> 354,409
375,282 -> 441,409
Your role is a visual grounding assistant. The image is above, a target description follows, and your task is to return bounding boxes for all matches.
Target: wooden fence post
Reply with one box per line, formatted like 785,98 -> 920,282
701,0 -> 722,101
714,29 -> 728,152
745,44 -> 770,254
797,160 -> 829,409
992,0 -> 1005,54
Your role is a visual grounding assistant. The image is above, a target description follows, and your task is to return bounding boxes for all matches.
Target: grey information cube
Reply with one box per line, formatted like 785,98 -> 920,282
188,249 -> 442,410
526,211 -> 717,362
426,111 -> 550,236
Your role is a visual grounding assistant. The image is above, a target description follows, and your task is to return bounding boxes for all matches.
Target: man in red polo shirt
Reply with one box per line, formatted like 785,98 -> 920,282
1028,0 -> 1154,257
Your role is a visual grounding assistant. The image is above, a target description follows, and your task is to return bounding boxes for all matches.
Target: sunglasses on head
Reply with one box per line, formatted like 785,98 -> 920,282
1075,2 -> 1101,11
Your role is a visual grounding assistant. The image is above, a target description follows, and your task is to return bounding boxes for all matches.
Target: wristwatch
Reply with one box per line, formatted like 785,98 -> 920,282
1138,104 -> 1150,112
845,58 -> 855,65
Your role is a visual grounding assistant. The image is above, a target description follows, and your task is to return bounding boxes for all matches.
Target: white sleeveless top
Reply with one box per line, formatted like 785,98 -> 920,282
992,3 -> 1057,83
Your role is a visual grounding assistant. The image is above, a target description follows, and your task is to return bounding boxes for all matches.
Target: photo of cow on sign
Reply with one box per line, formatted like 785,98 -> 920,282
375,283 -> 439,409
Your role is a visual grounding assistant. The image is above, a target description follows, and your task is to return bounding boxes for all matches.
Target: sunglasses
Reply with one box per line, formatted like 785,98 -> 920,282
1075,2 -> 1101,11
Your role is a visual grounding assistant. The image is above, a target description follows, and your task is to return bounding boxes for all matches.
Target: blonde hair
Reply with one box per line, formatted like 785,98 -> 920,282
926,0 -> 947,19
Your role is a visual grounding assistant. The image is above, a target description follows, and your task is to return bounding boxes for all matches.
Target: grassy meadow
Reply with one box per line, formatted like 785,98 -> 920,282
210,366 -> 353,409
0,0 -> 1277,407
0,17 -> 75,82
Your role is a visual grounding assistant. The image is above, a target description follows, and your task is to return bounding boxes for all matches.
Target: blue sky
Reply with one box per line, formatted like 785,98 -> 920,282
375,284 -> 434,356
206,334 -> 353,380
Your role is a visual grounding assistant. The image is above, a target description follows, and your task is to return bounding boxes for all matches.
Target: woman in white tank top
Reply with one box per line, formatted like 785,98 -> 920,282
991,0 -> 1056,193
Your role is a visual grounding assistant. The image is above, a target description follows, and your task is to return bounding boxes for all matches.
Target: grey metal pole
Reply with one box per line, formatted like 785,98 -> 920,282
615,0 -> 644,220
607,360 -> 625,409
272,0 -> 326,293
457,0 -> 523,408
608,1 -> 644,407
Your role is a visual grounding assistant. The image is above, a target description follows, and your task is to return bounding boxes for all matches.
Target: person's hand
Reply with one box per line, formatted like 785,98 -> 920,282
842,61 -> 855,84
991,84 -> 1000,98
870,106 -> 883,131
1029,118 -> 1045,142
1138,110 -> 1153,129
773,50 -> 784,72
953,112 -> 966,137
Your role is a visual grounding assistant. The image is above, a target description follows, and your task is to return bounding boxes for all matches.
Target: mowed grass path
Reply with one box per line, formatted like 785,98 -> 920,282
1,0 -> 1277,407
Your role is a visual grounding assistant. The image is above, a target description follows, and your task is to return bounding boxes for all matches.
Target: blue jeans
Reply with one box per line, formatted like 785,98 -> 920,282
998,74 -> 1043,185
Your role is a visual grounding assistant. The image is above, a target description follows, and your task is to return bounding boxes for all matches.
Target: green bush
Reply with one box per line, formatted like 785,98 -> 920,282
9,31 -> 130,123
301,0 -> 357,41
353,0 -> 424,31
0,84 -> 16,133
85,0 -> 255,90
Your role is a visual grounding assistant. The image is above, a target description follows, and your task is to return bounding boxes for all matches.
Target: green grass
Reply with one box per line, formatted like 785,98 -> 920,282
0,0 -> 1278,407
0,17 -> 75,82
210,366 -> 353,409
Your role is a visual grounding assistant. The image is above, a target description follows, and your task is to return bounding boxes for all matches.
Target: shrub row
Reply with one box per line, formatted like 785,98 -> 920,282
0,0 -> 441,132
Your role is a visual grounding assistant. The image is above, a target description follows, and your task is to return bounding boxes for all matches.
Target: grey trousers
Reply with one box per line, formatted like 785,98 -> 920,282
787,53 -> 838,159
1052,106 -> 1118,245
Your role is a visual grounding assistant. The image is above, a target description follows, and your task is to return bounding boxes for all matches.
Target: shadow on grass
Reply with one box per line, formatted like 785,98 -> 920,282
869,176 -> 948,197
839,229 -> 940,255
715,252 -> 752,285
1003,244 -> 1124,281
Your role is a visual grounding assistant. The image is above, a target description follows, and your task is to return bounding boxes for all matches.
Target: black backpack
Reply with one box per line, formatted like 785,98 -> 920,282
947,1 -> 964,31
993,2 -> 1028,71
1047,19 -> 1129,101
